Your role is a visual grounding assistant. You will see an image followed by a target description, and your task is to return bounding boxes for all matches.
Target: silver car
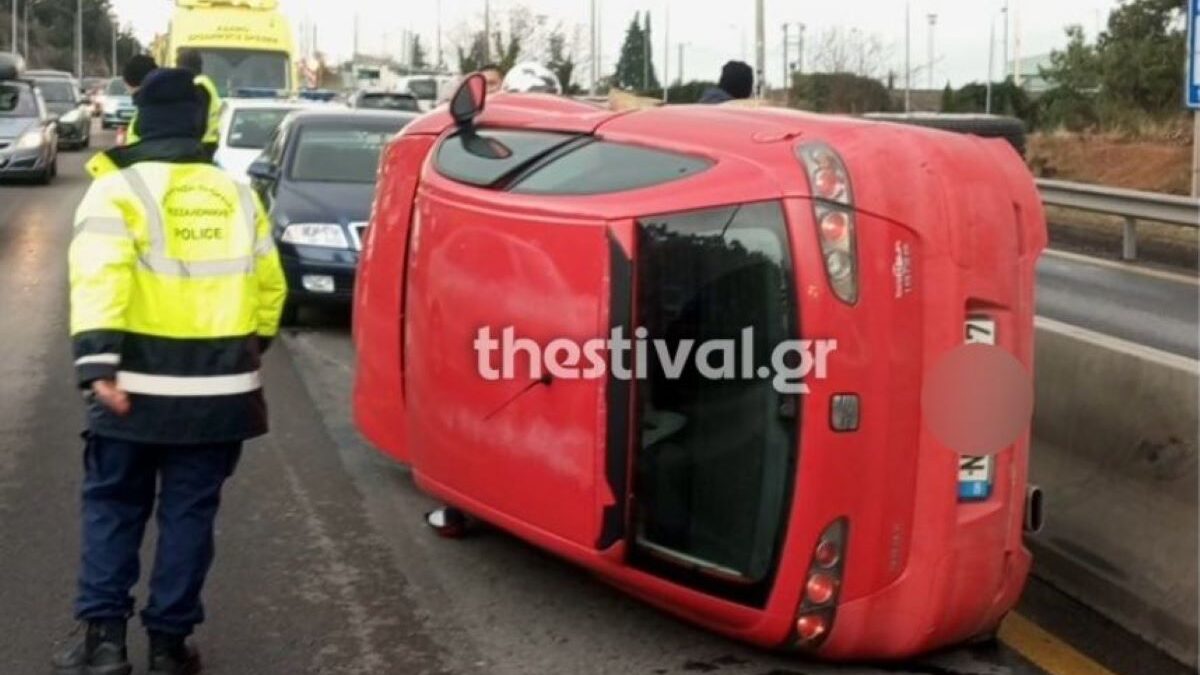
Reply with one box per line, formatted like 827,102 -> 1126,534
0,78 -> 58,183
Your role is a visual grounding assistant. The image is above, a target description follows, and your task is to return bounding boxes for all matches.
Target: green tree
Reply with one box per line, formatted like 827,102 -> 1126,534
940,83 -> 956,112
612,12 -> 659,91
410,34 -> 428,70
456,31 -> 488,74
547,31 -> 576,94
1095,0 -> 1186,118
1037,25 -> 1100,129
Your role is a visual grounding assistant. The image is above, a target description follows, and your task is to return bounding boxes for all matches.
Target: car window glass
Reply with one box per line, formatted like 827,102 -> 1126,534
288,124 -> 405,183
512,141 -> 712,195
406,78 -> 437,99
187,48 -> 289,96
0,84 -> 36,116
434,129 -> 581,187
229,108 -> 292,149
359,94 -> 419,112
35,80 -> 77,103
105,79 -> 128,96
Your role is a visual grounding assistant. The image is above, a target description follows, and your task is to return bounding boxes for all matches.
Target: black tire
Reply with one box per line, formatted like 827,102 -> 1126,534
280,302 -> 300,326
80,132 -> 90,149
863,113 -> 1027,157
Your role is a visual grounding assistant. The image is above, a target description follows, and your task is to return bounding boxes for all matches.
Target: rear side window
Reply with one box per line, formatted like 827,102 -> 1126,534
511,141 -> 711,195
0,84 -> 36,116
435,129 -> 581,187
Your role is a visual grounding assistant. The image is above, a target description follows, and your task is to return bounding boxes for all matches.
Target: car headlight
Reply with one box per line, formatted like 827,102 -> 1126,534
280,223 -> 350,249
15,129 -> 44,150
60,109 -> 82,124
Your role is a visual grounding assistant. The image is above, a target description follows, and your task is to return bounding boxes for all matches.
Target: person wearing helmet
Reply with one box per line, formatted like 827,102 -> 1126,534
501,62 -> 562,95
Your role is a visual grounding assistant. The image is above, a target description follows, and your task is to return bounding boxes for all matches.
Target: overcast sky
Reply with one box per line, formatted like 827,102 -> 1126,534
110,0 -> 1120,88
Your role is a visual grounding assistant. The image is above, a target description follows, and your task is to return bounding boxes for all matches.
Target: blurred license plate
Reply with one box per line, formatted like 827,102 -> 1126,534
959,316 -> 996,501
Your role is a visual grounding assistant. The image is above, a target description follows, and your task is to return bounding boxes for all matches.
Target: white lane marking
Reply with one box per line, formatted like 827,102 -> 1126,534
1043,249 -> 1199,286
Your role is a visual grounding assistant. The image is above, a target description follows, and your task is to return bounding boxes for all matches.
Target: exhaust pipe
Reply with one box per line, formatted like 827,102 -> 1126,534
1023,485 -> 1044,534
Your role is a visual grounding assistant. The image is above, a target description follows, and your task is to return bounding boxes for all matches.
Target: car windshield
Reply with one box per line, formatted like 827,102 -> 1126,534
0,84 -> 37,117
406,78 -> 437,100
358,94 -> 419,111
36,80 -> 77,103
228,108 -> 292,149
188,49 -> 290,96
288,123 -> 406,183
105,79 -> 129,96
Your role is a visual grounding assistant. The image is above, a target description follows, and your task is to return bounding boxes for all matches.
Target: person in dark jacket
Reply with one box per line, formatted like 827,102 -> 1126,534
698,60 -> 754,103
54,67 -> 286,675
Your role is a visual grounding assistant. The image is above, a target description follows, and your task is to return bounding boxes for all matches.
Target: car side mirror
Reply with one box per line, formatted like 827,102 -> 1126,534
247,158 -> 278,182
450,73 -> 487,128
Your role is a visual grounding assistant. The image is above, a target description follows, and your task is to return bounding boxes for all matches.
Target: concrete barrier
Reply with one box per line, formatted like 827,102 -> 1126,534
1031,317 -> 1199,667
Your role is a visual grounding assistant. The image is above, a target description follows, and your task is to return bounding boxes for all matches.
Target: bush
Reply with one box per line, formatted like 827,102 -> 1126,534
789,72 -> 891,113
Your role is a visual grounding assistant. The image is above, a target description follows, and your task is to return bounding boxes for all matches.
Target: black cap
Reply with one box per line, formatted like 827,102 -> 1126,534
122,54 -> 158,88
133,68 -> 203,141
718,61 -> 754,99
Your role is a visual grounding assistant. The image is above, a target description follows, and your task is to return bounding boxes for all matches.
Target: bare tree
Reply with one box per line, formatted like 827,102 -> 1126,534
809,27 -> 890,78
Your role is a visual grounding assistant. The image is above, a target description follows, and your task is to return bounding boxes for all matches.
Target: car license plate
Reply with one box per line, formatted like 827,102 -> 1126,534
959,316 -> 996,501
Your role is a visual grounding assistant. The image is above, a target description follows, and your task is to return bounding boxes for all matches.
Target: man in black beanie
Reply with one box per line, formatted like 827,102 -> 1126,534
56,66 -> 286,675
699,60 -> 755,104
122,54 -> 157,93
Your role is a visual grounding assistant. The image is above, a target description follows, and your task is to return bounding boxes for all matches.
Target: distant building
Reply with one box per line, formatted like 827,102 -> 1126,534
1008,53 -> 1053,94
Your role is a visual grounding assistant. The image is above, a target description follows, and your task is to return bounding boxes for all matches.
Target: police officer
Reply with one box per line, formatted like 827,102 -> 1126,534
177,49 -> 222,160
53,68 -> 286,675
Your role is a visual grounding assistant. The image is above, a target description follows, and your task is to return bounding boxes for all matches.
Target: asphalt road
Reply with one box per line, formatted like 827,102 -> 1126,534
1036,251 -> 1199,359
0,126 -> 1189,675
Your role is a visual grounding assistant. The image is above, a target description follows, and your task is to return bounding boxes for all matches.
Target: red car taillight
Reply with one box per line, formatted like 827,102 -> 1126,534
797,142 -> 858,304
795,518 -> 849,650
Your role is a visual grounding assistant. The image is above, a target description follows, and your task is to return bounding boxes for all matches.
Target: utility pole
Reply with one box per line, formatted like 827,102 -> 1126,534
75,0 -> 82,78
483,0 -> 491,63
589,0 -> 597,95
754,0 -> 765,97
111,18 -> 118,76
10,0 -> 16,56
926,13 -> 937,89
663,2 -> 669,102
677,43 -> 685,85
797,23 -> 805,75
1001,0 -> 1010,80
986,13 -> 995,113
22,0 -> 27,59
904,2 -> 911,112
782,24 -> 789,93
436,0 -> 443,70
1012,0 -> 1022,85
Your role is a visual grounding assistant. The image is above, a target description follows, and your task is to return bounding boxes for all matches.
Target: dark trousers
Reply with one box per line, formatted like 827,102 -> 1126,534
75,433 -> 242,636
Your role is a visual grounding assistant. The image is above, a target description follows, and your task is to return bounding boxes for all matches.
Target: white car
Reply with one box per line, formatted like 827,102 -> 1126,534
214,98 -> 320,181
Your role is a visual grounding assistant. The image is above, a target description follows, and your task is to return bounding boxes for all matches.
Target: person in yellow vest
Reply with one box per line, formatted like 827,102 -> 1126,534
52,68 -> 286,675
178,49 -> 222,160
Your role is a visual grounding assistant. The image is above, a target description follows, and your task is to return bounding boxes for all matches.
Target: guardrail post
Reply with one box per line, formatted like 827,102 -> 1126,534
1122,217 -> 1137,261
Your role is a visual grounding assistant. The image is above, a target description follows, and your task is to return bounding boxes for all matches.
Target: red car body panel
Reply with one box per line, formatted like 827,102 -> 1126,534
353,96 -> 1046,659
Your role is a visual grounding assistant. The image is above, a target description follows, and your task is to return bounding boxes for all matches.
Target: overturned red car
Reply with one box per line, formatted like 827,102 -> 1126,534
352,75 -> 1046,660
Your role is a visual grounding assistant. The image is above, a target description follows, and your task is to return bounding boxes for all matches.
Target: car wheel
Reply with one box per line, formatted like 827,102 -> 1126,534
80,132 -> 90,149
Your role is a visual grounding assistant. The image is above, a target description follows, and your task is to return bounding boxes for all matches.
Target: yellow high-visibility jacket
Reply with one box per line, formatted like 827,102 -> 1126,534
194,74 -> 221,146
70,138 -> 287,443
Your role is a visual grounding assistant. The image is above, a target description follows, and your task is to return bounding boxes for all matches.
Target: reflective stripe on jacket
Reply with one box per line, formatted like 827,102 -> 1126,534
194,75 -> 221,145
125,110 -> 140,145
70,156 -> 287,443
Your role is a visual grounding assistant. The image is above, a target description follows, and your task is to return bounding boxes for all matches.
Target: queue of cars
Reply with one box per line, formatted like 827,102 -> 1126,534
0,54 -> 59,183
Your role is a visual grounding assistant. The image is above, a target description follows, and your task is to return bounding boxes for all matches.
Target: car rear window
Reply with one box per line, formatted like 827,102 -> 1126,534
510,141 -> 711,195
228,108 -> 292,149
0,84 -> 36,116
35,80 -> 77,103
289,124 -> 405,183
435,129 -> 583,188
359,94 -> 420,112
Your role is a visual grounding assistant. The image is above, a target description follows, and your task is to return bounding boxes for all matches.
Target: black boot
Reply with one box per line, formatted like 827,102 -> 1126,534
146,629 -> 200,672
148,631 -> 201,675
50,620 -> 132,675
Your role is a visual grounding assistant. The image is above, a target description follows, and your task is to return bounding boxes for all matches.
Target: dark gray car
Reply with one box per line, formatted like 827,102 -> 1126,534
31,77 -> 90,150
0,79 -> 58,183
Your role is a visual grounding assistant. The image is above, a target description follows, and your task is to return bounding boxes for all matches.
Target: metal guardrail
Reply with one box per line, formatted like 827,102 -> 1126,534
1037,179 -> 1200,260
